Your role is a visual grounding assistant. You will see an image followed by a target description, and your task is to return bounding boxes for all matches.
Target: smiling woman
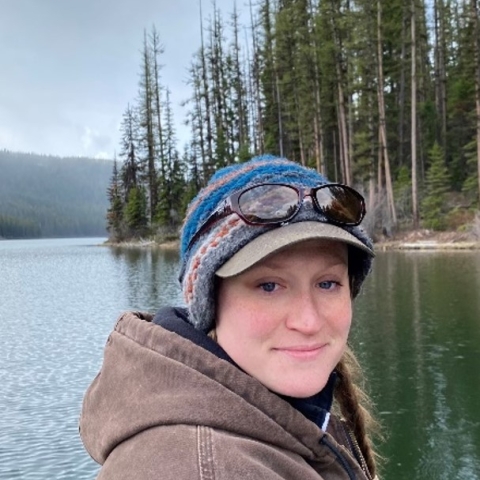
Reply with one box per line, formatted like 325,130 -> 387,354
80,155 -> 380,480
215,240 -> 352,399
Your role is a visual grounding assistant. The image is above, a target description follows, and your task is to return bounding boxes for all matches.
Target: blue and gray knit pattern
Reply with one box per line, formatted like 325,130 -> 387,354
179,155 -> 374,332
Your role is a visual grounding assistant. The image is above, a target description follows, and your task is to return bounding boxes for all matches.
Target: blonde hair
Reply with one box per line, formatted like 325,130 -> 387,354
208,329 -> 218,342
334,346 -> 382,478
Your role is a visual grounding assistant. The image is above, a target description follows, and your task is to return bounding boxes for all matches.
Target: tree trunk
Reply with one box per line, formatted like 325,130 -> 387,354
333,129 -> 339,182
472,0 -> 480,206
141,31 -> 156,225
411,0 -> 419,228
193,67 -> 206,177
199,0 -> 213,180
434,0 -> 448,149
275,70 -> 284,157
231,4 -> 246,154
249,0 -> 264,153
398,4 -> 408,167
376,0 -> 397,225
377,125 -> 383,200
150,27 -> 166,192
293,78 -> 306,166
309,0 -> 325,174
329,0 -> 351,185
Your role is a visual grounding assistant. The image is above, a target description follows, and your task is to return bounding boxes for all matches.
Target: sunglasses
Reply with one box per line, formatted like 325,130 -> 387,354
187,183 -> 366,252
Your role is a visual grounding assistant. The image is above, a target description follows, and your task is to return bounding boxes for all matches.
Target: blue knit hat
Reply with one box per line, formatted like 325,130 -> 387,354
179,155 -> 374,331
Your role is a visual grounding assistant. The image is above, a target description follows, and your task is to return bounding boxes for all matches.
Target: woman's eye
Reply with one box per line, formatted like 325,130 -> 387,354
259,282 -> 278,293
318,280 -> 339,290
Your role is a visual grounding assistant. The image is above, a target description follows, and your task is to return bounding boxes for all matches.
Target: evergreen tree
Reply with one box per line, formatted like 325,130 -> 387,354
124,186 -> 148,237
137,29 -> 157,224
421,142 -> 452,229
229,3 -> 251,161
446,0 -> 477,188
155,88 -> 180,228
184,56 -> 208,185
169,153 -> 187,227
182,143 -> 202,211
119,104 -> 140,203
106,156 -> 124,240
461,138 -> 479,205
199,2 -> 215,179
258,0 -> 284,155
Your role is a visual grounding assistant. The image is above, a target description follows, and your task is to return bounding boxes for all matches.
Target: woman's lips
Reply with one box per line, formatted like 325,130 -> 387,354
273,344 -> 326,360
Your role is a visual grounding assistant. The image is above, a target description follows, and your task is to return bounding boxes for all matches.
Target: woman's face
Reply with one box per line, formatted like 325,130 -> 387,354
216,239 -> 352,398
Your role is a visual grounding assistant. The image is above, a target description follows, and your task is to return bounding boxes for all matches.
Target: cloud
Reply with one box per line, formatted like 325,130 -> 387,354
81,126 -> 113,158
95,151 -> 111,160
0,127 -> 17,149
0,0 -> 246,157
81,127 -> 94,150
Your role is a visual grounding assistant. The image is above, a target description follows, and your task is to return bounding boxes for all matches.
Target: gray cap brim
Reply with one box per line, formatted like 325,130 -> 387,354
215,221 -> 374,278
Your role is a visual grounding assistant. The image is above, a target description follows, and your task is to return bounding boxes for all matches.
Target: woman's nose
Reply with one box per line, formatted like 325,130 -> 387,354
285,292 -> 323,334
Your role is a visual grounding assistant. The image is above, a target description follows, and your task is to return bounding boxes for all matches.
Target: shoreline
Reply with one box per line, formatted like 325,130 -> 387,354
375,240 -> 480,251
104,235 -> 480,252
103,238 -> 180,250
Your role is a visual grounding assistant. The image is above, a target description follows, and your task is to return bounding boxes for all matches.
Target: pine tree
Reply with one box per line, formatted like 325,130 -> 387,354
421,142 -> 452,229
461,138 -> 479,205
229,3 -> 251,161
137,29 -> 157,224
411,0 -> 419,228
248,0 -> 265,154
124,186 -> 148,237
258,0 -> 284,155
106,156 -> 124,240
374,0 -> 397,227
119,104 -> 139,204
184,56 -> 208,185
199,1 -> 215,179
446,0 -> 478,188
182,143 -> 202,210
155,88 -> 179,229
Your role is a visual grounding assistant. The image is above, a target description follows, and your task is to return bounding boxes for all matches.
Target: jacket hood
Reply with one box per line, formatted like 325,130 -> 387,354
80,310 -> 369,478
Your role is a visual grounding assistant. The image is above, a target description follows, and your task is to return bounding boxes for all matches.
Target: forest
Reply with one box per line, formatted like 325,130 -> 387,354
0,150 -> 111,239
105,0 -> 480,242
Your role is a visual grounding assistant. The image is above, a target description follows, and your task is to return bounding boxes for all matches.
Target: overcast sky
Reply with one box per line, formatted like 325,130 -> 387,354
0,0 -> 247,159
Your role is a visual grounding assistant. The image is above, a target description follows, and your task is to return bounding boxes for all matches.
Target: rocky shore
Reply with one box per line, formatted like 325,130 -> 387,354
105,229 -> 480,252
375,229 -> 480,251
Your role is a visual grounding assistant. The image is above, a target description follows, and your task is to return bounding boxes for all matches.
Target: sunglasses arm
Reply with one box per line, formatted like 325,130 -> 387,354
186,199 -> 233,252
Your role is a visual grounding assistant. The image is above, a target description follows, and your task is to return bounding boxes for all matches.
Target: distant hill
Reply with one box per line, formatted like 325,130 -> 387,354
0,150 -> 112,239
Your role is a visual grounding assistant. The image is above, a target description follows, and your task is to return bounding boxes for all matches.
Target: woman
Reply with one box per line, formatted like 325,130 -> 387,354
80,155 -> 380,479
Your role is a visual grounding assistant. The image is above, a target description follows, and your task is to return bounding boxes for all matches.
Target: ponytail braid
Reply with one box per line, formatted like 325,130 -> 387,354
335,346 -> 382,478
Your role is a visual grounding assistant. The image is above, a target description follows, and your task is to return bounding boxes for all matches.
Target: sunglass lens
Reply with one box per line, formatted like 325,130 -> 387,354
238,185 -> 299,223
315,186 -> 364,224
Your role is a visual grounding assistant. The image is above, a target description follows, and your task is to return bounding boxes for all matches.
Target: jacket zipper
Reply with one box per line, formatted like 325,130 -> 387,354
341,422 -> 373,480
319,436 -> 356,480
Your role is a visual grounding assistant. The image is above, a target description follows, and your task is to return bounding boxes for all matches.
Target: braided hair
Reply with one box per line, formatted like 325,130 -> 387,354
334,346 -> 383,478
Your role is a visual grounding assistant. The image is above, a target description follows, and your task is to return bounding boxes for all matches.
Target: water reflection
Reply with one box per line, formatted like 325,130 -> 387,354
354,252 -> 480,479
108,246 -> 183,312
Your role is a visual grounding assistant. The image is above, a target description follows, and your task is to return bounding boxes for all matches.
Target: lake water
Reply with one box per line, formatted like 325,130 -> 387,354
0,238 -> 479,479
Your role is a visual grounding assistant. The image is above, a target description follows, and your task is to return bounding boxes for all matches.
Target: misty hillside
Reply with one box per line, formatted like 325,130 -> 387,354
0,150 -> 112,239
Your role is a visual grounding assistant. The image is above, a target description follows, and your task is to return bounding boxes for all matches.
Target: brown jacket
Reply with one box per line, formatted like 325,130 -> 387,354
80,311 -> 372,480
